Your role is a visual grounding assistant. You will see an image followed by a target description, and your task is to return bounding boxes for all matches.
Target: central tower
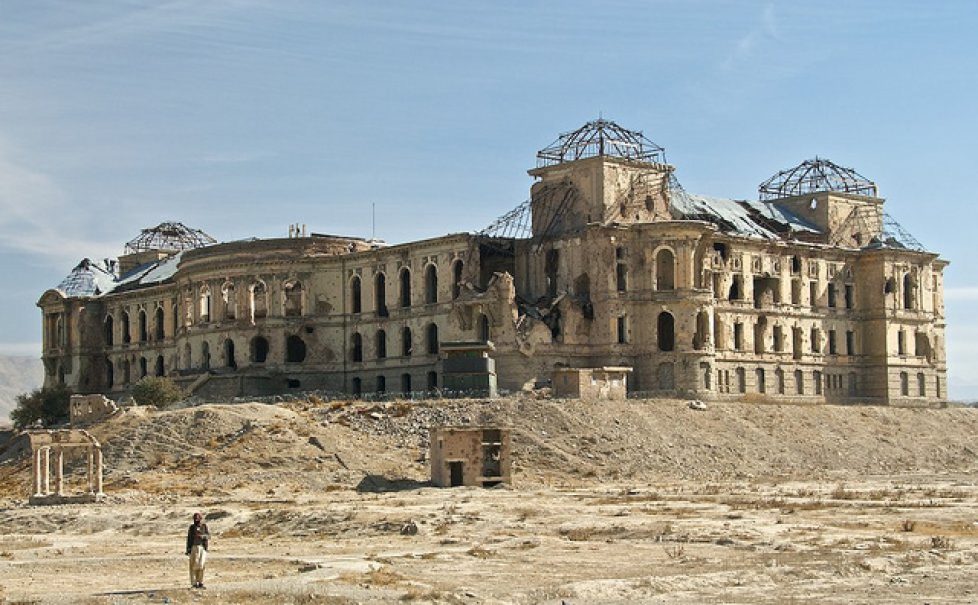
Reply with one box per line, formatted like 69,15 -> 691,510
527,119 -> 674,240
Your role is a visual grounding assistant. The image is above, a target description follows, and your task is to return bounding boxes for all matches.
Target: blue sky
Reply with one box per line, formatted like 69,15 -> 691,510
0,1 -> 975,398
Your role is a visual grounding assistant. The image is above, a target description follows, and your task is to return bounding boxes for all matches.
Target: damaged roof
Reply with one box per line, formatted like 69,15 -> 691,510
54,259 -> 118,298
52,253 -> 182,299
669,187 -> 820,241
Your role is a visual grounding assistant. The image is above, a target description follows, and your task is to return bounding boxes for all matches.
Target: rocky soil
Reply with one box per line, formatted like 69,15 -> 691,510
0,396 -> 977,603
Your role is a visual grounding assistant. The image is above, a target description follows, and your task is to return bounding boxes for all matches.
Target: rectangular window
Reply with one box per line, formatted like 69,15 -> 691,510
809,281 -> 818,309
734,323 -> 744,351
814,371 -> 823,395
828,283 -> 837,308
616,316 -> 627,344
810,327 -> 820,354
828,330 -> 837,355
897,330 -> 906,356
846,330 -> 855,355
844,284 -> 854,309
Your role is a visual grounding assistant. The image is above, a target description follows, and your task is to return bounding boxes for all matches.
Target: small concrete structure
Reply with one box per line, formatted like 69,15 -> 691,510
553,367 -> 632,400
440,341 -> 498,397
69,394 -> 120,425
430,426 -> 511,487
26,429 -> 104,505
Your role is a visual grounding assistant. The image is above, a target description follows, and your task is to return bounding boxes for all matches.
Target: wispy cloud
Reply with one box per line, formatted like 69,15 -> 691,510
0,1 -> 270,58
721,3 -> 781,71
0,138 -> 116,265
0,341 -> 42,357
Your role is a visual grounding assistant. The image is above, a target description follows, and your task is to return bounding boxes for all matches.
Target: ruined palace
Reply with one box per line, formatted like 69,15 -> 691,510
38,119 -> 947,405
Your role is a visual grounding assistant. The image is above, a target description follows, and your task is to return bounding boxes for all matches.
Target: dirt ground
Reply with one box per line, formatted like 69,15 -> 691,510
1,398 -> 977,604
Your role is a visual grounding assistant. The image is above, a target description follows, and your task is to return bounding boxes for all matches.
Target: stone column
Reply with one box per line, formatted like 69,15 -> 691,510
55,448 -> 64,496
42,447 -> 51,495
87,447 -> 94,493
94,448 -> 104,495
32,449 -> 42,497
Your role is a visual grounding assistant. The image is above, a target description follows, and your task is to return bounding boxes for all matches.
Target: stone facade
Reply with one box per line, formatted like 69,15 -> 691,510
37,120 -> 947,406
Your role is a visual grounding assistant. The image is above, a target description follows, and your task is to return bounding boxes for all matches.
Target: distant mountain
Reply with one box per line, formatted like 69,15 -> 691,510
0,355 -> 44,425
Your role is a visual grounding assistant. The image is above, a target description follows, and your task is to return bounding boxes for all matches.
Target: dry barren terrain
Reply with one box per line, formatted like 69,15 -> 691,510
1,397 -> 977,604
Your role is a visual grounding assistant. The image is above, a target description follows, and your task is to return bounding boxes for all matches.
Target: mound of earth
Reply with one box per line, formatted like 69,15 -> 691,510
2,396 -> 977,505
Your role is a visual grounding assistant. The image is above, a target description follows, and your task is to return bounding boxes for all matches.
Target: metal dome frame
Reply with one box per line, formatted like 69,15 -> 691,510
536,118 -> 666,167
758,157 -> 877,200
124,221 -> 217,254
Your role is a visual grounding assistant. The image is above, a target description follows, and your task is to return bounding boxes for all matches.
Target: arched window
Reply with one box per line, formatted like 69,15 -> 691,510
122,359 -> 131,385
104,316 -> 114,347
155,306 -> 165,340
201,341 -> 210,370
657,312 -> 675,351
284,280 -> 303,317
222,281 -> 236,320
401,373 -> 412,394
615,247 -> 628,292
351,332 -> 363,362
376,329 -> 387,359
139,356 -> 148,378
250,336 -> 269,363
251,281 -> 268,319
138,310 -> 148,342
122,311 -> 131,344
350,275 -> 362,314
105,357 -> 114,388
399,268 -> 412,308
478,314 -> 490,342
451,260 -> 463,299
426,323 -> 439,355
693,311 -> 710,350
401,327 -> 412,357
286,334 -> 306,363
903,273 -> 913,310
155,355 -> 165,377
184,342 -> 192,369
199,285 -> 211,323
656,248 -> 675,290
224,338 -> 236,369
375,273 -> 388,317
424,264 -> 438,304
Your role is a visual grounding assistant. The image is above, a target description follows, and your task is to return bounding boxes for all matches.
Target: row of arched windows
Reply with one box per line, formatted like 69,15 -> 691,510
350,324 -> 439,362
106,306 -> 168,346
350,260 -> 463,315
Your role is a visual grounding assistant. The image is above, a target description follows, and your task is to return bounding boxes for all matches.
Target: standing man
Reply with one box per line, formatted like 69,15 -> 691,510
185,512 -> 210,589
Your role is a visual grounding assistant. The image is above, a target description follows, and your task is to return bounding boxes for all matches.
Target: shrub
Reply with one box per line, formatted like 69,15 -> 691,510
130,376 -> 184,407
11,384 -> 72,429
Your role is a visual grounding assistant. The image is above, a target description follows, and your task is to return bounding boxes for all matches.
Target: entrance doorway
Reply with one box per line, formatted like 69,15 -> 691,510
448,461 -> 464,487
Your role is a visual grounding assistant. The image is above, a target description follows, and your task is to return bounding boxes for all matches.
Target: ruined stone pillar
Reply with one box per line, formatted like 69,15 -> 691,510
87,447 -> 94,493
94,448 -> 104,495
55,448 -> 64,496
32,449 -> 42,497
42,447 -> 51,495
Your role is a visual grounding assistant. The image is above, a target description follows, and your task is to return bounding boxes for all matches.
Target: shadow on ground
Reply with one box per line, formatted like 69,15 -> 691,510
356,475 -> 430,493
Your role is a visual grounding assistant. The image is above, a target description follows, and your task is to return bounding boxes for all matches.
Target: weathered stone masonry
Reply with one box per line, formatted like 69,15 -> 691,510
38,120 -> 947,406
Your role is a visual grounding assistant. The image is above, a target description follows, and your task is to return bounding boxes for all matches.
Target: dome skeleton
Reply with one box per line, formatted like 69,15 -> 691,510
124,221 -> 217,254
758,157 -> 878,200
